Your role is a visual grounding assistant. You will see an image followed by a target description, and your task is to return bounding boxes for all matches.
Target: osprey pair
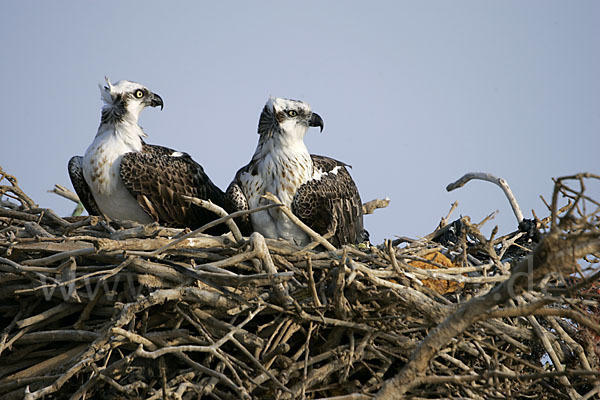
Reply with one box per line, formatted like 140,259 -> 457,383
69,79 -> 368,247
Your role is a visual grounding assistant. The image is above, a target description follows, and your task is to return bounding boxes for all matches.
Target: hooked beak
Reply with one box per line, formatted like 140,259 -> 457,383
309,112 -> 324,132
150,92 -> 164,110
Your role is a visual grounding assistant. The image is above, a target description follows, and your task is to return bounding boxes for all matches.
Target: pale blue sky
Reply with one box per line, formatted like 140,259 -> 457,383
1,1 -> 598,243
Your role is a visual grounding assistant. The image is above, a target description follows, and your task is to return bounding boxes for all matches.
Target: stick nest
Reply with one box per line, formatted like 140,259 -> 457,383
1,166 -> 599,400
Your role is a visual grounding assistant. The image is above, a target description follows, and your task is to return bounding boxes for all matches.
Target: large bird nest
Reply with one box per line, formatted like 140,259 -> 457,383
0,166 -> 599,399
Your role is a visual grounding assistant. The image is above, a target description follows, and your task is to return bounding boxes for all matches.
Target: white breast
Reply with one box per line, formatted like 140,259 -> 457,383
240,146 -> 314,246
82,127 -> 153,224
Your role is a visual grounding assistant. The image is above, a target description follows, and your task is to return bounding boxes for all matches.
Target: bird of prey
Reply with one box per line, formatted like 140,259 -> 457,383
68,78 -> 231,233
227,97 -> 368,247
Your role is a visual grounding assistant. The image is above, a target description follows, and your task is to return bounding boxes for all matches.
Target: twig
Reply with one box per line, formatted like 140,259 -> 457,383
182,195 -> 243,243
20,247 -> 96,266
307,256 -> 322,308
523,305 -> 578,400
48,184 -> 80,204
250,232 -> 293,306
126,203 -> 281,257
446,172 -> 524,224
262,192 -> 336,251
441,201 -> 459,228
362,198 -> 390,215
375,232 -> 600,398
13,330 -> 100,344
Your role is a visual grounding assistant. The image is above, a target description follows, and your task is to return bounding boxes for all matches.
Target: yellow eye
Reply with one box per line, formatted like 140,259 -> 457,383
134,89 -> 144,98
287,110 -> 298,117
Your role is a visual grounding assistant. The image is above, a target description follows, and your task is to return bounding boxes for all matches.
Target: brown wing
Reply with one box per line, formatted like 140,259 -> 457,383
119,143 -> 230,234
291,155 -> 368,247
68,156 -> 102,216
224,164 -> 254,236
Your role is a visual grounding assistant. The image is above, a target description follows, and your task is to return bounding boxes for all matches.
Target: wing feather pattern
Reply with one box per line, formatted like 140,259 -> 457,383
292,155 -> 368,247
119,143 -> 231,234
225,165 -> 254,236
67,156 -> 102,216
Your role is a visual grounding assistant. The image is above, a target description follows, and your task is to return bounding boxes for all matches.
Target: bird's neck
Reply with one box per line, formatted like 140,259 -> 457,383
254,126 -> 310,163
95,112 -> 145,151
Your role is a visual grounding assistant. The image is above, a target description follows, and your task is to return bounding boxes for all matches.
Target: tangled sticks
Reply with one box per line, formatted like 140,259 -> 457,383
0,166 -> 599,399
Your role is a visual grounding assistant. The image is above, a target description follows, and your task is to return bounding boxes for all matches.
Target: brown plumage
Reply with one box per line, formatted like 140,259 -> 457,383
70,143 -> 235,234
292,155 -> 367,247
68,156 -> 102,216
118,143 -> 235,233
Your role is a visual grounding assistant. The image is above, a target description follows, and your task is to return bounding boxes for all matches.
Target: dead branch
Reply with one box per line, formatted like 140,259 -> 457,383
446,172 -> 524,223
0,168 -> 598,399
262,192 -> 336,251
182,195 -> 243,243
48,184 -> 80,204
362,198 -> 390,215
376,173 -> 600,398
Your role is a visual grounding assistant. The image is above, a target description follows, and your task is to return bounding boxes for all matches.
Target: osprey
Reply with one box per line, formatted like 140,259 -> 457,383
227,97 -> 368,247
68,78 -> 230,233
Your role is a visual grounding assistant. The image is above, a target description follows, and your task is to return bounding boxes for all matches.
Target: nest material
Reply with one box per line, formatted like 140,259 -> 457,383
0,166 -> 599,400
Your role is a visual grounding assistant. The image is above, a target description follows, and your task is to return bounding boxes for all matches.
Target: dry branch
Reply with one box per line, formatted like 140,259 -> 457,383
48,184 -> 80,204
362,197 -> 390,215
262,192 -> 337,251
377,172 -> 600,398
447,172 -> 524,223
0,167 -> 599,399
